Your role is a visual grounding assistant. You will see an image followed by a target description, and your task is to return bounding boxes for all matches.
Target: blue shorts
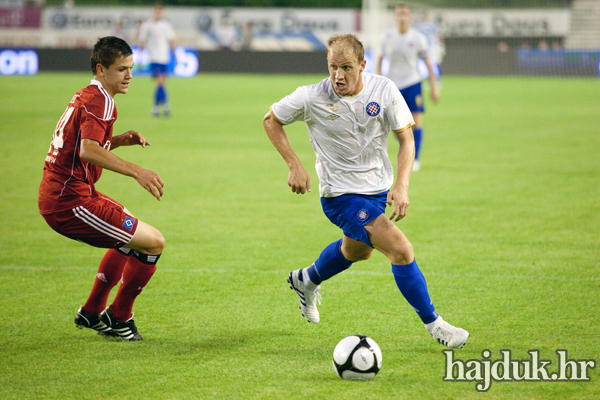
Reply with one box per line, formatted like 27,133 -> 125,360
150,63 -> 168,78
321,191 -> 388,248
399,82 -> 424,113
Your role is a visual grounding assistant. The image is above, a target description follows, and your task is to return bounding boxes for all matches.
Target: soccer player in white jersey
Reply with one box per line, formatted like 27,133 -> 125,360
376,4 -> 439,172
416,9 -> 444,69
139,2 -> 175,117
263,33 -> 469,349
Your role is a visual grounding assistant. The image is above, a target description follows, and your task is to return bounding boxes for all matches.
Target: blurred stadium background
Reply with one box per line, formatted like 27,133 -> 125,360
1,0 -> 598,77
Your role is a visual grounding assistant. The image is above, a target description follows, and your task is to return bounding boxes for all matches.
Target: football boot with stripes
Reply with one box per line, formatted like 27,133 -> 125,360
288,269 -> 321,324
74,306 -> 118,337
100,307 -> 143,341
428,316 -> 469,349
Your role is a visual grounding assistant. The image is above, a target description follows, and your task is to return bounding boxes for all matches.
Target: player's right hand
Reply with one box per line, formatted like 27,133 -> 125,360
430,86 -> 440,103
136,168 -> 164,201
287,166 -> 311,194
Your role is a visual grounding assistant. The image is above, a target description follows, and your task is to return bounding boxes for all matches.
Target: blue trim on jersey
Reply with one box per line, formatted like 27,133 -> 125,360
320,191 -> 388,248
399,82 -> 425,113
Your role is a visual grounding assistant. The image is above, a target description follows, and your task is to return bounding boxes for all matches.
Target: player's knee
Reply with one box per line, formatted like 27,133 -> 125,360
390,241 -> 414,265
346,247 -> 373,262
152,231 -> 166,254
359,248 -> 373,261
143,230 -> 165,255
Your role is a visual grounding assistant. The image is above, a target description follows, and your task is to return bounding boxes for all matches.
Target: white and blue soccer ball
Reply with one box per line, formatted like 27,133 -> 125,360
332,335 -> 382,381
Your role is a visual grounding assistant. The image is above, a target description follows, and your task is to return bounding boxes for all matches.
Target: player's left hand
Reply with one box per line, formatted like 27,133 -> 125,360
115,130 -> 151,148
387,187 -> 409,221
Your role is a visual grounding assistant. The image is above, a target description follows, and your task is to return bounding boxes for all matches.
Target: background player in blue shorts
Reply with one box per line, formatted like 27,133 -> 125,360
263,33 -> 469,348
139,2 -> 176,117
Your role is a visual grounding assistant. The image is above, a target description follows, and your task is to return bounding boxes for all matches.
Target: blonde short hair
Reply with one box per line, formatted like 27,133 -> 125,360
326,33 -> 365,63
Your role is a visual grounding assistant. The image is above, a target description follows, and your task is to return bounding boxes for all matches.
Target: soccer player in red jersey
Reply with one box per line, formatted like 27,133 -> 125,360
38,36 -> 165,341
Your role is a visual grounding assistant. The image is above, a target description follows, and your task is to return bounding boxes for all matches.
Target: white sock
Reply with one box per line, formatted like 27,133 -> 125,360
425,315 -> 443,333
302,268 -> 319,291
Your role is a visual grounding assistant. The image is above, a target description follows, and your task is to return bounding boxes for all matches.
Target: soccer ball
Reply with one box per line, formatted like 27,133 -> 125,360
332,335 -> 382,381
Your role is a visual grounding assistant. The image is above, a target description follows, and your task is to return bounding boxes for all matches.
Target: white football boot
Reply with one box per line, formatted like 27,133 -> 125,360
427,316 -> 469,349
412,159 -> 421,172
287,269 -> 321,324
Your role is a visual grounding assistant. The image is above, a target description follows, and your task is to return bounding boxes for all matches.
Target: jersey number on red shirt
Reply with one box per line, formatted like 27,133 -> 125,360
46,105 -> 75,164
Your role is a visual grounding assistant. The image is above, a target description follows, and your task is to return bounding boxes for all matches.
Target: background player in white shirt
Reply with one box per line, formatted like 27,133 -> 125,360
416,9 -> 444,69
139,2 -> 176,117
263,33 -> 469,349
376,4 -> 439,171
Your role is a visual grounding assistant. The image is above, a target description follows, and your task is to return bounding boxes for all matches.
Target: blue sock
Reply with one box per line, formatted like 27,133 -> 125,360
305,239 -> 352,284
413,128 -> 423,160
154,87 -> 161,106
392,260 -> 438,324
155,86 -> 166,105
160,86 -> 167,104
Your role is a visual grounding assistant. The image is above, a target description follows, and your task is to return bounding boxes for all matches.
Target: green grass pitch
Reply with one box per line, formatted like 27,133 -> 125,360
0,71 -> 599,399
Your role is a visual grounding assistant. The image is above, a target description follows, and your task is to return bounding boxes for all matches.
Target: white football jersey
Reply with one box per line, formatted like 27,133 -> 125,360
377,28 -> 429,89
139,19 -> 175,64
271,73 -> 414,198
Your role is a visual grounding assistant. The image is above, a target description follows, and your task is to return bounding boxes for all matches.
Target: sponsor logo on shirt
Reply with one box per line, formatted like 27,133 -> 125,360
326,103 -> 339,112
366,102 -> 381,117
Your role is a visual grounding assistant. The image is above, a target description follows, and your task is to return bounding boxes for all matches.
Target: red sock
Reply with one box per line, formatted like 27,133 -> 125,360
110,255 -> 157,321
83,249 -> 130,315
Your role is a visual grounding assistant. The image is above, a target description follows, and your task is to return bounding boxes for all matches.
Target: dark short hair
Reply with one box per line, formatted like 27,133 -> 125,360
327,33 -> 364,63
90,36 -> 133,74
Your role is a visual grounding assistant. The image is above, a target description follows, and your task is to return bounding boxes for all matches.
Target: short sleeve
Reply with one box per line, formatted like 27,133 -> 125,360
271,87 -> 306,125
385,80 -> 414,132
417,32 -> 429,59
79,94 -> 112,143
80,114 -> 108,143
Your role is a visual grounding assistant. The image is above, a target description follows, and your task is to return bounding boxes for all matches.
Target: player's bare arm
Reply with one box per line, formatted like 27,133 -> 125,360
423,57 -> 440,103
388,126 -> 415,221
263,110 -> 311,194
111,130 -> 150,150
80,138 -> 164,201
375,55 -> 384,75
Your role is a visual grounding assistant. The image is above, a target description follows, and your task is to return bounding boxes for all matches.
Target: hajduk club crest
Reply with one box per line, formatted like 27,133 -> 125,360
366,102 -> 380,117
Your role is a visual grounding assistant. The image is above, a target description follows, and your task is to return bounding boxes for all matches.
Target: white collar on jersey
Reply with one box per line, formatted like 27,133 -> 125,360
90,79 -> 105,89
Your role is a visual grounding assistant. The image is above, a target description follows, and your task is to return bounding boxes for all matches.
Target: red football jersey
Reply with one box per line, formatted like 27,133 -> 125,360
38,80 -> 117,215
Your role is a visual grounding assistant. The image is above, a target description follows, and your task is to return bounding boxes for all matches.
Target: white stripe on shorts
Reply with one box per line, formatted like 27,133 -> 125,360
73,206 -> 134,244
